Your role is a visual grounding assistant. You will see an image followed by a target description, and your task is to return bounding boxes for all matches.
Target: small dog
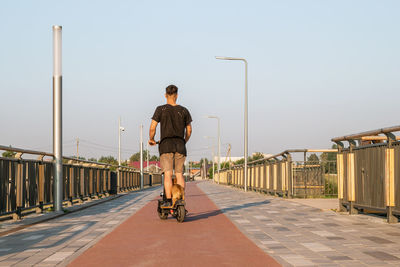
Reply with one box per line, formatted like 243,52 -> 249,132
171,178 -> 185,207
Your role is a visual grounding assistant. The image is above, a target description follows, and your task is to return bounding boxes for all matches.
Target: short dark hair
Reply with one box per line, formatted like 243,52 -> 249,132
166,84 -> 178,95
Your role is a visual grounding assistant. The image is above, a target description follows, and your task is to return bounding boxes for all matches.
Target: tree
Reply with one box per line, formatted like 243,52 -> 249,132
88,157 -> 97,162
320,144 -> 338,173
2,150 -> 16,158
98,156 -> 118,165
129,150 -> 157,162
250,152 -> 264,161
150,155 -> 159,161
307,153 -> 319,163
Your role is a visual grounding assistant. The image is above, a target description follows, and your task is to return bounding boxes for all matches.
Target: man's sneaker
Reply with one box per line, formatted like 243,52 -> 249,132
161,200 -> 172,208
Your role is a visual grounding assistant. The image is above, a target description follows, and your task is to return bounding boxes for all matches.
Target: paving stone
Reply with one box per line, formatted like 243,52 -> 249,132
363,251 -> 399,261
362,236 -> 394,244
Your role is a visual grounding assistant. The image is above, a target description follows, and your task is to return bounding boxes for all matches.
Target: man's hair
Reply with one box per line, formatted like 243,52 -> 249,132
166,84 -> 178,95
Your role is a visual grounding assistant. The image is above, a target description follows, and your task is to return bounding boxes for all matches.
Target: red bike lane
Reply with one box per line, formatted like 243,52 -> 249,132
69,182 -> 280,266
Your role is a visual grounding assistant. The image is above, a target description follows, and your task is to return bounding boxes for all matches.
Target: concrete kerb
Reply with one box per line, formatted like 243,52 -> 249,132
0,185 -> 161,238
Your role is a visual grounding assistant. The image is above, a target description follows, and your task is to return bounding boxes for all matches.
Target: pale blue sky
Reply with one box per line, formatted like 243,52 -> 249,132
1,0 -> 399,161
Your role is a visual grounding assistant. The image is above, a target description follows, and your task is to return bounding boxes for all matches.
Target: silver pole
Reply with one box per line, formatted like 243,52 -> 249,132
118,117 -> 121,192
53,25 -> 63,212
217,117 -> 220,184
215,56 -> 248,192
244,60 -> 248,192
212,146 -> 215,181
140,124 -> 143,189
146,142 -> 149,172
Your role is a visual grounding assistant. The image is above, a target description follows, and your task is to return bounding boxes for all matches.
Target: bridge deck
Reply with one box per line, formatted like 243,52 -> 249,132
1,181 -> 400,266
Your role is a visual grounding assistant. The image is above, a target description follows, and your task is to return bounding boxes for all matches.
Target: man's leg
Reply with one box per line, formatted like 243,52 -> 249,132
174,153 -> 186,189
164,171 -> 173,199
160,153 -> 174,201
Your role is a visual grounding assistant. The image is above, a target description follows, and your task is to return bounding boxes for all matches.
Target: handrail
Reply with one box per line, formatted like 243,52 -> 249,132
331,125 -> 400,142
0,144 -> 139,172
227,148 -> 338,169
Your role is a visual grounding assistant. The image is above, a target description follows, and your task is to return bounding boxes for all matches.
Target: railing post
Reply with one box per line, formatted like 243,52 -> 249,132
13,160 -> 23,220
347,144 -> 357,214
287,154 -> 293,198
37,161 -> 45,213
336,144 -> 346,212
385,144 -> 397,223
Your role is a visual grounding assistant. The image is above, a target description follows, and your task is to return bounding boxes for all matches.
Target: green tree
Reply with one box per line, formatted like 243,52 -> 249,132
320,144 -> 338,173
150,155 -> 159,161
129,150 -> 155,162
2,150 -> 16,158
307,153 -> 319,163
98,156 -> 118,165
88,157 -> 97,162
250,152 -> 264,161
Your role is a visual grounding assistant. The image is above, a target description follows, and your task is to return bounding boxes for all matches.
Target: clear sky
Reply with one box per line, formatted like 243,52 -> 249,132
1,0 -> 399,161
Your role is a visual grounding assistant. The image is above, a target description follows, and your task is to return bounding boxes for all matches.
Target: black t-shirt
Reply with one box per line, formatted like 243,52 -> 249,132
151,104 -> 192,156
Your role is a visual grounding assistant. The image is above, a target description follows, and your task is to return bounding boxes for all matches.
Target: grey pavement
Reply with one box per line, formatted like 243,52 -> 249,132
197,181 -> 400,267
2,181 -> 400,267
0,186 -> 161,266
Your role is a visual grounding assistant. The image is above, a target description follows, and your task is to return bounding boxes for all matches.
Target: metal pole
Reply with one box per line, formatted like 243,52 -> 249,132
213,147 -> 215,181
215,57 -> 248,192
244,60 -> 248,192
140,124 -> 143,189
118,117 -> 121,192
146,142 -> 149,172
76,138 -> 79,159
217,117 -> 221,184
53,25 -> 63,212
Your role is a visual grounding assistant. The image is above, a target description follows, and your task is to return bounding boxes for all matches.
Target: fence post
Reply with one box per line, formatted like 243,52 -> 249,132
13,160 -> 24,220
37,160 -> 45,213
273,163 -> 277,196
347,150 -> 357,214
287,154 -> 293,198
336,150 -> 346,212
385,147 -> 397,223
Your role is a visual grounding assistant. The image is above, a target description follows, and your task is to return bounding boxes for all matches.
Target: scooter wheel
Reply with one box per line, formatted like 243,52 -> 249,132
158,211 -> 168,220
176,205 -> 185,223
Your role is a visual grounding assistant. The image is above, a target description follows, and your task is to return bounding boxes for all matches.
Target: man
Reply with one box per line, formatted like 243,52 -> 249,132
149,84 -> 192,207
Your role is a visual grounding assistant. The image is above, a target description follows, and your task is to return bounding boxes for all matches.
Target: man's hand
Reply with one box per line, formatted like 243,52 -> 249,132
148,139 -> 157,146
149,120 -> 158,146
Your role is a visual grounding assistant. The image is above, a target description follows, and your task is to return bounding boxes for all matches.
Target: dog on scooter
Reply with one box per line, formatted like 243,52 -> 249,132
171,178 -> 185,208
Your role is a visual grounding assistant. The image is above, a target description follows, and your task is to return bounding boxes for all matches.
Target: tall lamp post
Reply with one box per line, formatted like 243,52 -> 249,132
204,136 -> 216,181
206,116 -> 220,184
215,56 -> 248,192
140,124 -> 144,189
53,25 -> 63,212
118,117 -> 125,192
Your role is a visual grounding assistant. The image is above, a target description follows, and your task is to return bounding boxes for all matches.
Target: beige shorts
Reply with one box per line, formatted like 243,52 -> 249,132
160,152 -> 186,173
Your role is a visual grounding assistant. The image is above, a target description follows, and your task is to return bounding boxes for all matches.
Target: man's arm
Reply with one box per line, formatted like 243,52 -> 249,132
185,123 -> 192,143
149,120 -> 158,146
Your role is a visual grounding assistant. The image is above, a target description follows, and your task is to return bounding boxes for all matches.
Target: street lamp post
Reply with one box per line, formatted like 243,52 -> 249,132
118,117 -> 125,192
206,116 -> 220,184
53,25 -> 63,212
215,56 -> 248,192
140,124 -> 144,189
204,136 -> 216,182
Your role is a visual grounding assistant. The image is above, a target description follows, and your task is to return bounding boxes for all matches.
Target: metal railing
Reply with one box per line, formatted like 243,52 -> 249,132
0,145 -> 162,220
218,149 -> 337,198
332,125 -> 400,223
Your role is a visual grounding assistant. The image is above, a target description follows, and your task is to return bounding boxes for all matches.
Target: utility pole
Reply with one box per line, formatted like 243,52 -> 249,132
76,138 -> 79,159
146,142 -> 149,172
140,124 -> 143,189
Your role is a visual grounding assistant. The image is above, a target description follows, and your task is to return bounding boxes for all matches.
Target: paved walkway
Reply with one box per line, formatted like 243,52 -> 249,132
2,181 -> 400,266
0,187 -> 160,266
69,181 -> 278,266
198,182 -> 400,266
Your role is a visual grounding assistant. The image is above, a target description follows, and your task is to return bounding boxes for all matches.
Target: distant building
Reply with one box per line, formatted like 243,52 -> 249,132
129,161 -> 161,173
